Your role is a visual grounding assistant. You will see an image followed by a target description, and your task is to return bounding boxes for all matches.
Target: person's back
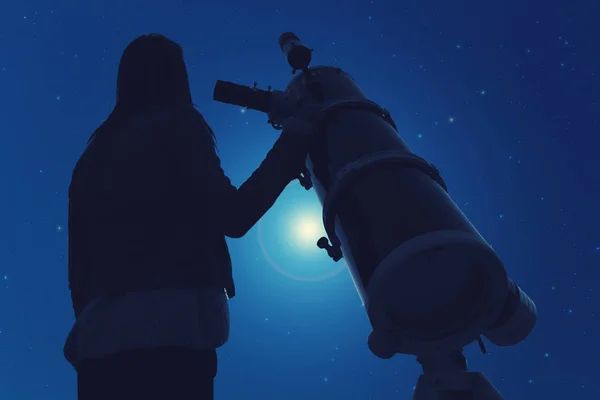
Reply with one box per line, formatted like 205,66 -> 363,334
69,105 -> 235,314
66,34 -> 315,400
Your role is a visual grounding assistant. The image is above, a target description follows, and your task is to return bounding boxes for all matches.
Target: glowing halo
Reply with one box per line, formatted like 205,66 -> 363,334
257,219 -> 347,282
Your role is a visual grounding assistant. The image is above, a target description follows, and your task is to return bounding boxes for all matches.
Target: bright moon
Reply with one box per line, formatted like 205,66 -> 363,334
289,211 -> 324,249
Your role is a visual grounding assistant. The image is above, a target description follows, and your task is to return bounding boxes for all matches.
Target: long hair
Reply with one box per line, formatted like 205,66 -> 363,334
116,33 -> 192,114
89,33 -> 194,143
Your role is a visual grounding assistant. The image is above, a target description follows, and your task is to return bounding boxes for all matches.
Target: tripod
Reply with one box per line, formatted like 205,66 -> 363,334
412,351 -> 503,400
368,331 -> 504,400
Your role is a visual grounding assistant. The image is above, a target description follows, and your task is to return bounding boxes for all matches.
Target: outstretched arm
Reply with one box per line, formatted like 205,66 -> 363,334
170,107 -> 313,238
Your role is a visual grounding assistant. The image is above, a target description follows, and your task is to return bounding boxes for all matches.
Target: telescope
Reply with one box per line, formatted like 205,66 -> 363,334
213,32 -> 537,400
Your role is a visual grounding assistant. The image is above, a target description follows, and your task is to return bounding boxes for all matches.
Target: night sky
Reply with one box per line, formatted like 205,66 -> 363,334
1,0 -> 599,399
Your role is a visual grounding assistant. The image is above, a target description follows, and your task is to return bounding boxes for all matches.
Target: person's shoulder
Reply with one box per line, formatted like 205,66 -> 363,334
165,103 -> 204,121
167,104 -> 215,142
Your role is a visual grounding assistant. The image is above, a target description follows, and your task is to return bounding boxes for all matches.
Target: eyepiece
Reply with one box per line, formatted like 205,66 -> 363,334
278,32 -> 312,72
278,32 -> 300,52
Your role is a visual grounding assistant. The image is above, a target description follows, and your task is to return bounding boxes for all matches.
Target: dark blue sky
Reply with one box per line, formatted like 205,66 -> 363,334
0,0 -> 598,399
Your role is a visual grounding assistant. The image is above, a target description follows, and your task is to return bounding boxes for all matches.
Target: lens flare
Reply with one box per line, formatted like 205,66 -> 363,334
257,211 -> 346,282
289,212 -> 324,249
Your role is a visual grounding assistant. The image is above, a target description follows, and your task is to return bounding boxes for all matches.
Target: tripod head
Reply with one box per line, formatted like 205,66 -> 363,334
213,32 -> 538,400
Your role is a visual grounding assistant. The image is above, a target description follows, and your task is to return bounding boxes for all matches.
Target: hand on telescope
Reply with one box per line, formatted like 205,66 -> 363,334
281,117 -> 317,145
278,117 -> 318,174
